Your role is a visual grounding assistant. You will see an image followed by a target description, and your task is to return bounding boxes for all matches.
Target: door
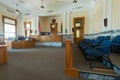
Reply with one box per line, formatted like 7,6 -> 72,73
24,22 -> 31,37
73,17 -> 84,44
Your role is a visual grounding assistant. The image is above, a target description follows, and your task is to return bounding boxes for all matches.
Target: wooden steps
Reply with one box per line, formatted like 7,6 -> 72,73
64,41 -> 120,79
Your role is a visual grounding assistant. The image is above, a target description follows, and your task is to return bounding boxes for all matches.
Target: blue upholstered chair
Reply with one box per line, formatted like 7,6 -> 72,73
81,39 -> 102,50
84,40 -> 112,68
111,35 -> 120,53
78,36 -> 111,54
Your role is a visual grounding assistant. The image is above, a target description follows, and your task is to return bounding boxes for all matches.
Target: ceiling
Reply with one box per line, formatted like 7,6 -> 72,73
0,0 -> 94,16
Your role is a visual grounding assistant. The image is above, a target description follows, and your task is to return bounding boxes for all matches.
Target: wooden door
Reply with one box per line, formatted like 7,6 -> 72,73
73,17 -> 84,44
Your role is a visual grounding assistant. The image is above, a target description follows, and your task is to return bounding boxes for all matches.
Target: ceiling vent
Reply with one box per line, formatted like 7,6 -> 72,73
75,6 -> 83,9
47,10 -> 53,13
19,0 -> 25,4
24,13 -> 30,15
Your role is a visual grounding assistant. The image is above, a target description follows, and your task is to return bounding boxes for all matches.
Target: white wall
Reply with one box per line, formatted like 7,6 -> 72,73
39,16 -> 62,33
39,11 -> 90,35
1,0 -> 120,37
91,0 -> 103,33
112,0 -> 120,30
70,10 -> 89,34
90,0 -> 120,34
21,15 -> 39,36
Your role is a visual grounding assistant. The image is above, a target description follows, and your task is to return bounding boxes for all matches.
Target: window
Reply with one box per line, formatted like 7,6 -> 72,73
2,16 -> 17,39
4,24 -> 16,38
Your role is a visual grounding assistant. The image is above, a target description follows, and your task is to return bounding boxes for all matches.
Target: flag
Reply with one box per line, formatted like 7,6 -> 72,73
61,22 -> 63,33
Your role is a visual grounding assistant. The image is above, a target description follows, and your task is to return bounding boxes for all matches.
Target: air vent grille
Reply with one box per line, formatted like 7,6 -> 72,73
75,6 -> 83,9
47,10 -> 53,13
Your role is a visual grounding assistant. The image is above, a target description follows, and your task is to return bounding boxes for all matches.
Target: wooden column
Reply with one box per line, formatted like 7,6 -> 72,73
0,45 -> 8,64
64,40 -> 79,78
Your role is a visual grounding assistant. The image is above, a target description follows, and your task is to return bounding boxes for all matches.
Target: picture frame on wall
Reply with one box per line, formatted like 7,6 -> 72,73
104,18 -> 108,27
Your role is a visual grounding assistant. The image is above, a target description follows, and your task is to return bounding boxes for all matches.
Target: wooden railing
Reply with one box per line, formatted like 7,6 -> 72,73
64,40 -> 79,78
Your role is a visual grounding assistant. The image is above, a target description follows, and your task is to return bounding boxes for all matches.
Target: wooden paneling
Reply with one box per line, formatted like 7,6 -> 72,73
11,41 -> 34,49
64,40 -> 79,78
24,41 -> 34,48
0,45 -> 7,64
31,35 -> 61,42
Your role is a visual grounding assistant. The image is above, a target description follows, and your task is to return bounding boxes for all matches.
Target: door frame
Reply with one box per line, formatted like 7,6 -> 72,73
73,17 -> 85,44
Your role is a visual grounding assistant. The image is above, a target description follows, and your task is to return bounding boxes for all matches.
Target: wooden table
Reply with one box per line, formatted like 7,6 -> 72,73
0,45 -> 7,64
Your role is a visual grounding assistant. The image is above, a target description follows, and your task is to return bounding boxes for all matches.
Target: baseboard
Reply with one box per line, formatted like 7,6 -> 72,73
64,67 -> 79,78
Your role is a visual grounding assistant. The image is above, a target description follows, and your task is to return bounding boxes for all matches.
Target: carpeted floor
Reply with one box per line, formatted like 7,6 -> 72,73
0,47 -> 82,80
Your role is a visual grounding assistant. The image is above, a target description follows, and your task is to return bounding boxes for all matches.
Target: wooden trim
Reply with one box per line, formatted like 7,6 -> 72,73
93,68 -> 113,72
64,40 -> 79,78
2,15 -> 17,38
73,17 -> 85,44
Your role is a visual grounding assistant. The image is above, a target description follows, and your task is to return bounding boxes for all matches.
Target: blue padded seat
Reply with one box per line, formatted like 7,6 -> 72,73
81,39 -> 102,50
97,36 -> 105,40
111,35 -> 120,53
104,36 -> 111,40
84,40 -> 112,68
112,35 -> 120,44
85,40 -> 112,56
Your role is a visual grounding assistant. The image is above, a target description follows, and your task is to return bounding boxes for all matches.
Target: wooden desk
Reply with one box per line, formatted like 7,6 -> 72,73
0,45 -> 7,64
31,35 -> 62,42
11,41 -> 34,49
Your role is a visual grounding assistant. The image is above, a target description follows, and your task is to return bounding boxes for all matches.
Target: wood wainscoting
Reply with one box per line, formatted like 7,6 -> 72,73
11,41 -> 34,49
64,40 -> 79,78
31,35 -> 62,42
0,45 -> 7,64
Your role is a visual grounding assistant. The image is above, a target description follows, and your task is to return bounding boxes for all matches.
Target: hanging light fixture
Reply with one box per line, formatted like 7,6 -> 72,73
73,0 -> 77,3
16,3 -> 20,15
40,0 -> 44,9
72,0 -> 77,9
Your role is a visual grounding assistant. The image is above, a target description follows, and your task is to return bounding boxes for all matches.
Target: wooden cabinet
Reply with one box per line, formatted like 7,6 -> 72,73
0,45 -> 7,64
31,35 -> 62,42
